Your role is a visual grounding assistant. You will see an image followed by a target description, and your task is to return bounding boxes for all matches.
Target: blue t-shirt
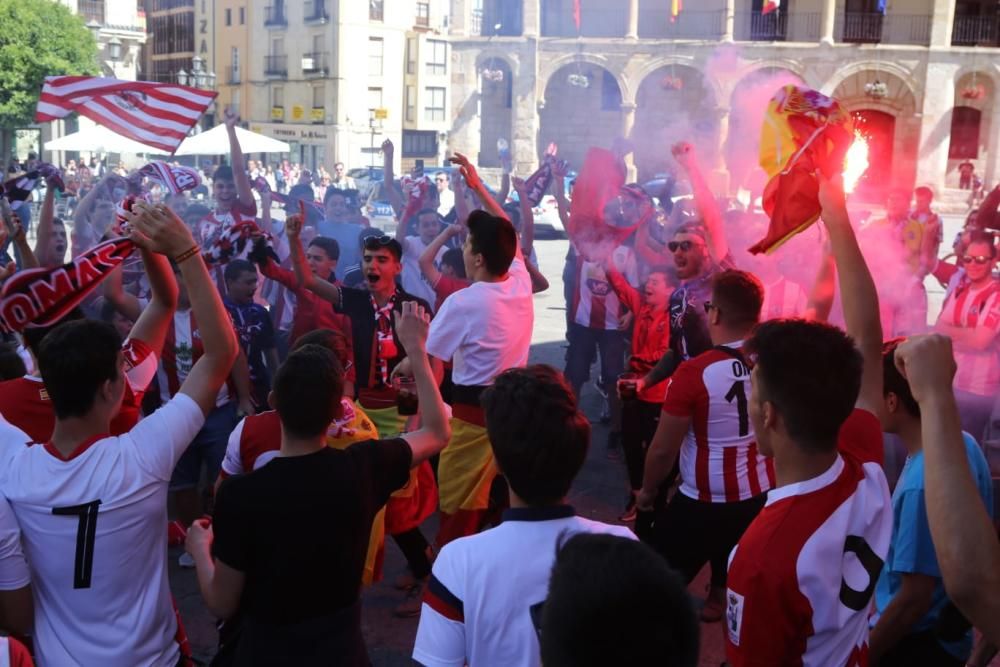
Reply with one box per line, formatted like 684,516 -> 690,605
315,220 -> 364,281
874,432 -> 994,660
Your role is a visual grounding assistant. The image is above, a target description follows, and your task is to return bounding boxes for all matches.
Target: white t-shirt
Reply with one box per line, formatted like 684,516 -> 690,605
2,394 -> 206,667
402,236 -> 446,310
0,417 -> 30,595
426,257 -> 534,386
413,506 -> 635,667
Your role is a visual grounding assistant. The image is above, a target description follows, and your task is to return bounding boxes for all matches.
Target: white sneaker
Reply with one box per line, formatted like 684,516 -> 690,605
178,552 -> 196,569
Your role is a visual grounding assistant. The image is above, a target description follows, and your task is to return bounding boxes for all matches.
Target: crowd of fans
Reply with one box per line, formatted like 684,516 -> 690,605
0,106 -> 998,667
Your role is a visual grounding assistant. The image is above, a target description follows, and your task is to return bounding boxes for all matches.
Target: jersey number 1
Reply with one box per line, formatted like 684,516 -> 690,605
725,381 -> 750,437
52,500 -> 101,589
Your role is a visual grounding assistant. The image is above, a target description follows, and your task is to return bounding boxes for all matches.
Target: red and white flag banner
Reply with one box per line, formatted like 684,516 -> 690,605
36,76 -> 217,154
762,0 -> 781,14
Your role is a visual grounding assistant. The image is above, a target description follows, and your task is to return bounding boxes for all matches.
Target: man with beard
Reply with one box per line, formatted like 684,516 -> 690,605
634,142 -> 734,395
293,215 -> 439,617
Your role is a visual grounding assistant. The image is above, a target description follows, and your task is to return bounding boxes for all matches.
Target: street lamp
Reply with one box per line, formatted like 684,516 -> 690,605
107,37 -> 123,62
85,19 -> 101,38
177,69 -> 189,86
207,71 -> 217,89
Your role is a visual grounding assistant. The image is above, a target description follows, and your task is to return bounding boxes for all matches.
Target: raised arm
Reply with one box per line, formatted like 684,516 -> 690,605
9,218 -> 37,270
894,334 -> 1000,647
382,139 -> 404,216
287,212 -> 341,303
452,172 -> 471,226
552,161 -> 572,229
33,183 -> 56,266
495,172 -> 511,206
819,175 -> 883,414
126,247 -> 179,354
103,263 -> 143,322
128,203 -> 239,416
420,224 -> 462,287
803,246 -> 836,322
394,301 -> 451,465
450,153 -> 509,221
672,142 -> 728,262
511,176 -> 535,259
224,109 -> 256,215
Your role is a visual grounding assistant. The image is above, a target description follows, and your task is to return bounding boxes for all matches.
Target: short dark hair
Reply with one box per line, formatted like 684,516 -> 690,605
224,259 -> 256,284
292,328 -> 352,371
441,247 -> 466,278
882,342 -> 920,418
363,234 -> 403,262
22,308 -> 85,355
711,270 -> 764,327
967,231 -> 997,258
467,210 -> 517,277
481,365 -> 589,506
323,188 -> 347,206
357,226 -> 384,251
213,165 -> 234,183
746,319 -> 863,451
37,319 -> 122,419
308,236 -> 340,262
541,534 -> 699,667
416,207 -> 442,223
0,342 -> 26,381
273,344 -> 345,439
673,222 -> 707,240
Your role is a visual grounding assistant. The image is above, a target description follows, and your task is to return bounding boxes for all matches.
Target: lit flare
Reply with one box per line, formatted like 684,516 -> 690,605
843,131 -> 870,193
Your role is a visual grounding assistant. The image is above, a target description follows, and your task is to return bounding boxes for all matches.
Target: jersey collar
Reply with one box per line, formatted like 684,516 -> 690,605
502,505 -> 575,522
44,433 -> 110,462
765,454 -> 845,507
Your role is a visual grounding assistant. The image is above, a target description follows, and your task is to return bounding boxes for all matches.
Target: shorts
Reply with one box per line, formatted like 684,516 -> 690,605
169,401 -> 238,491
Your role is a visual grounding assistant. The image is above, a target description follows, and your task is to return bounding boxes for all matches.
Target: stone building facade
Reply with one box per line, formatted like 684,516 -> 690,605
448,0 -> 1000,198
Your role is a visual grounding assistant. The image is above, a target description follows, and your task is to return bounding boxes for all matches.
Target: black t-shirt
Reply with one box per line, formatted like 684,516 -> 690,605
212,439 -> 412,664
335,286 -> 431,390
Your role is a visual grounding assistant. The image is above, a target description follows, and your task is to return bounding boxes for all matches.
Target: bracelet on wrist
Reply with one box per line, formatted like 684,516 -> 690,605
174,245 -> 201,264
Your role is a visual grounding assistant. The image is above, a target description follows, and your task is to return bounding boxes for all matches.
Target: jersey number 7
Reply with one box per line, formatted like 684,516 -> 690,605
52,500 -> 101,589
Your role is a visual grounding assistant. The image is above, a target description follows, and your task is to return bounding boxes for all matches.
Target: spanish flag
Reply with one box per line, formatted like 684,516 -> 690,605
751,85 -> 853,255
670,0 -> 682,22
762,0 -> 781,14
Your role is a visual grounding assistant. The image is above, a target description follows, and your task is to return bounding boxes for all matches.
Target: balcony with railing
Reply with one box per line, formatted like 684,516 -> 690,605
838,12 -> 930,45
542,8 -> 627,37
952,14 -> 1000,46
264,55 -> 288,77
226,66 -> 241,85
79,0 -> 105,25
637,10 -> 725,39
415,2 -> 430,27
735,11 -> 821,41
304,0 -> 328,24
301,52 -> 329,75
264,5 -> 287,27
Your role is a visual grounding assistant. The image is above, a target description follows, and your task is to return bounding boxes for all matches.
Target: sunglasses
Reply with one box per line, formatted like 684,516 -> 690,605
364,235 -> 394,249
703,301 -> 719,314
962,255 -> 993,265
668,240 -> 702,253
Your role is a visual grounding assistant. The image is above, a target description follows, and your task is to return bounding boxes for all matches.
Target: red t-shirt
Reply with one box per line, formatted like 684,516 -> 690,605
0,339 -> 157,443
607,269 -> 670,402
725,409 -> 892,667
433,274 -> 471,313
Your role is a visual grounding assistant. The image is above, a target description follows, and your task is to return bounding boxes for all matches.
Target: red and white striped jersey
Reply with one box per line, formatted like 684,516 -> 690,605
570,247 -> 638,331
937,278 -> 1000,396
725,409 -> 892,667
761,276 -> 808,321
197,207 -> 258,291
157,310 -> 231,407
661,344 -> 774,503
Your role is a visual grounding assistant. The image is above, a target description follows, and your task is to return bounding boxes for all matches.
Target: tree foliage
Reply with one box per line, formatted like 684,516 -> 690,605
0,0 -> 98,129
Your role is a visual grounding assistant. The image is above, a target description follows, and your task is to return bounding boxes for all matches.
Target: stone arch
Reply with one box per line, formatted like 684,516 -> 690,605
539,53 -> 630,105
478,57 -> 515,168
823,61 -> 922,107
538,61 -> 624,169
631,63 -> 719,181
947,70 -> 995,182
725,66 -> 807,192
630,57 -> 722,107
832,69 -> 921,196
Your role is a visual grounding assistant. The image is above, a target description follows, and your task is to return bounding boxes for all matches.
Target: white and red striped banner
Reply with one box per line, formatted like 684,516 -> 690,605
762,0 -> 781,14
36,76 -> 217,154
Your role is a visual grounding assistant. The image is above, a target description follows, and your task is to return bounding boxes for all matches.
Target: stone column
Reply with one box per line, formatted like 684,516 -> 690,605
820,0 -> 837,44
723,0 -> 736,42
512,46 -> 541,174
523,0 -> 541,37
451,0 -> 468,37
916,62 -> 960,192
621,101 -> 638,181
984,102 -> 1000,188
928,0 -> 956,47
711,107 -> 731,195
627,0 -> 639,40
